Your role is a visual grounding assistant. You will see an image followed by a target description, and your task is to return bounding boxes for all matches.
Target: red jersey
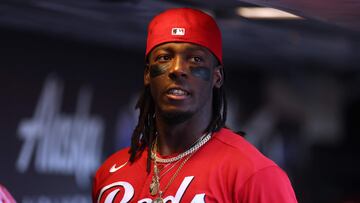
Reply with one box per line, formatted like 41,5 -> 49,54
93,128 -> 297,203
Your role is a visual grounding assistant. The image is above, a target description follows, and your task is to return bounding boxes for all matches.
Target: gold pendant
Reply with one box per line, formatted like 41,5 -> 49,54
150,178 -> 158,196
152,197 -> 164,203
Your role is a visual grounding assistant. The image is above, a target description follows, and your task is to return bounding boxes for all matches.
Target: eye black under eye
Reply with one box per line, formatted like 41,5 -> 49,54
149,64 -> 168,78
190,66 -> 211,81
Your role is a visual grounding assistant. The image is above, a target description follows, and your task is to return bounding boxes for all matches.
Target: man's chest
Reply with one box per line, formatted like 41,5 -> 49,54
96,165 -> 229,203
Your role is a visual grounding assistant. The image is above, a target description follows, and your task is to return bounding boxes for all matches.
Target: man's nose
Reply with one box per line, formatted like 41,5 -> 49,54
169,56 -> 188,80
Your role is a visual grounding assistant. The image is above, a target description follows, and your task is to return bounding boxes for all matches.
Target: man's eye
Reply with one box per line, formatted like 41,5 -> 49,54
156,55 -> 171,62
191,56 -> 203,63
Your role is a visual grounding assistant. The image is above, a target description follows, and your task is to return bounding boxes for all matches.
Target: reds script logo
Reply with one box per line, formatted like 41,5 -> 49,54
97,176 -> 205,203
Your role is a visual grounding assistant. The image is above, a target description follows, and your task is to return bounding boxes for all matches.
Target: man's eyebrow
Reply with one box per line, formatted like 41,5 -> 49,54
184,47 -> 208,53
152,47 -> 173,54
151,45 -> 210,59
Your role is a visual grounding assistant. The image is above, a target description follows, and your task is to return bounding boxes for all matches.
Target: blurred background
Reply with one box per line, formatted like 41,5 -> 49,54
0,0 -> 359,202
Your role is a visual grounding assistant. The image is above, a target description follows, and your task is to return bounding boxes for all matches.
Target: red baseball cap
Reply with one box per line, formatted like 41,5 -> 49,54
146,8 -> 223,64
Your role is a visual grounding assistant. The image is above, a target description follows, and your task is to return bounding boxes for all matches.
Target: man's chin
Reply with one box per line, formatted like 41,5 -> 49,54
159,110 -> 194,125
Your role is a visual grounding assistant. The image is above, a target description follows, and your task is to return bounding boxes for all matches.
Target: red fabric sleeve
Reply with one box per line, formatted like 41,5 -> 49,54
239,166 -> 297,203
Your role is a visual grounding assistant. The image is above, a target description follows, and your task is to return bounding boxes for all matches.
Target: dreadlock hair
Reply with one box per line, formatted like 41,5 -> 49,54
129,66 -> 227,173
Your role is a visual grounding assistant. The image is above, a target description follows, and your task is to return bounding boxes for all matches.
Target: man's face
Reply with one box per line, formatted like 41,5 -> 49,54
145,42 -> 223,123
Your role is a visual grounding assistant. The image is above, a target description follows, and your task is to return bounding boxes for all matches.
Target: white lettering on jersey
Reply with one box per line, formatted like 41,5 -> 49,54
97,181 -> 134,203
137,198 -> 152,203
105,189 -> 120,203
98,176 -> 204,203
191,193 -> 206,203
163,176 -> 194,202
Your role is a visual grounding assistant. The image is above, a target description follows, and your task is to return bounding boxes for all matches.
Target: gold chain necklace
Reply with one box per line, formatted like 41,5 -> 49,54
158,159 -> 181,180
151,132 -> 211,163
151,153 -> 194,203
150,133 -> 212,202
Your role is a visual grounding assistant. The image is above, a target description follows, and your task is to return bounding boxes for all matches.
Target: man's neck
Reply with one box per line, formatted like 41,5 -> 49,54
154,110 -> 211,156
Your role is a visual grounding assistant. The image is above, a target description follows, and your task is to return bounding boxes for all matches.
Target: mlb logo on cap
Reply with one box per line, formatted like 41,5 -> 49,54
171,28 -> 185,36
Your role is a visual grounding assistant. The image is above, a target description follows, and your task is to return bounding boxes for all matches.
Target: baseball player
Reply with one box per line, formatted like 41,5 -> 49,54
93,8 -> 297,203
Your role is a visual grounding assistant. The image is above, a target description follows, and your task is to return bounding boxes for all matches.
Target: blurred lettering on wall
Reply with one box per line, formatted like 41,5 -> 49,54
16,76 -> 104,188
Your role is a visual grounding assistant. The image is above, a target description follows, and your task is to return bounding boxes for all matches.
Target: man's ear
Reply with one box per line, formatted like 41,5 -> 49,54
144,64 -> 150,85
213,65 -> 223,88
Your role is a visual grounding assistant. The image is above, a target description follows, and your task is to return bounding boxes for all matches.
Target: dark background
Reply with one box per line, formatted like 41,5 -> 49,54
1,0 -> 360,203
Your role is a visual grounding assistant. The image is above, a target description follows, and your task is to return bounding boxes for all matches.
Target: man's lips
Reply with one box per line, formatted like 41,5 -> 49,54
165,87 -> 190,100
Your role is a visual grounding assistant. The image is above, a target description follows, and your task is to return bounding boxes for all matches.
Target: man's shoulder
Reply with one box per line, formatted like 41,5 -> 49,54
212,128 -> 259,153
211,128 -> 277,170
212,127 -> 247,147
104,147 -> 131,166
